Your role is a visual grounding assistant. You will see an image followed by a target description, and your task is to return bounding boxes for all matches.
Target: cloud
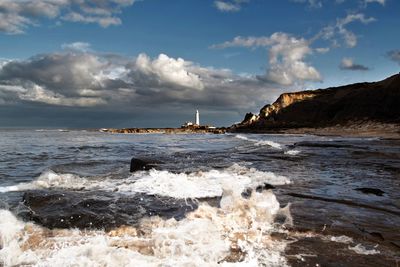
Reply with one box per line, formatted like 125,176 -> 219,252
212,32 -> 321,85
339,57 -> 369,71
292,0 -> 385,8
132,53 -> 204,90
0,51 -> 282,120
315,47 -> 330,53
290,0 -> 323,8
387,50 -> 400,65
214,0 -> 249,12
0,0 -> 137,34
364,0 -> 385,6
318,13 -> 376,48
61,42 -> 91,52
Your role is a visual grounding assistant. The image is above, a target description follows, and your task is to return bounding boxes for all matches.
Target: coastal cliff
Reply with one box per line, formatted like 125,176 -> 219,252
234,73 -> 400,136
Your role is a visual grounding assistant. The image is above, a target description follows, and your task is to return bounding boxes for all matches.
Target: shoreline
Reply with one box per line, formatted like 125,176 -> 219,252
101,127 -> 227,134
231,122 -> 400,139
101,122 -> 399,139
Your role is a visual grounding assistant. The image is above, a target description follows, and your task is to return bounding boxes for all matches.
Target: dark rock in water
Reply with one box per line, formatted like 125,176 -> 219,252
130,158 -> 157,172
241,183 -> 276,198
354,187 -> 385,196
241,188 -> 253,199
256,183 -> 275,192
21,190 -> 198,230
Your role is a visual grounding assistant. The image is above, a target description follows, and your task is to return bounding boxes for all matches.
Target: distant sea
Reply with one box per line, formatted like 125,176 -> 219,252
0,129 -> 399,266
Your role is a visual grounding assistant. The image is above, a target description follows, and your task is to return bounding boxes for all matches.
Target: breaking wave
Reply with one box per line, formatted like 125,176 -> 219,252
235,135 -> 283,150
234,135 -> 302,156
0,164 -> 290,199
284,150 -> 301,156
0,175 -> 291,266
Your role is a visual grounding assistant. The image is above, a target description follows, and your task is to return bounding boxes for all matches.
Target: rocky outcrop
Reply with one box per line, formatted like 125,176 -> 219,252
235,73 -> 400,131
21,190 -> 198,230
259,92 -> 318,119
130,158 -> 159,172
102,127 -> 226,134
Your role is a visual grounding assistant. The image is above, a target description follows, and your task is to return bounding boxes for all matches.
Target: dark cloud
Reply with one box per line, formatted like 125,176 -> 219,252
0,0 -> 136,34
387,50 -> 400,65
339,58 -> 369,71
0,51 -> 284,127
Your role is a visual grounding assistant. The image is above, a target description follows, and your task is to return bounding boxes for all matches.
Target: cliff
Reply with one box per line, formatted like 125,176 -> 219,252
235,73 -> 400,131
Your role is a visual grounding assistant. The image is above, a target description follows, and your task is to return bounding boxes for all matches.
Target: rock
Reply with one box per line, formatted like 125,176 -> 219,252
130,158 -> 156,172
354,187 -> 385,196
21,190 -> 198,230
241,183 -> 276,199
256,183 -> 276,192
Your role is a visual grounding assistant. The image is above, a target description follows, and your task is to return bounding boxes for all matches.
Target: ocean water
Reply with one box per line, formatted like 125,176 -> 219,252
0,130 -> 399,266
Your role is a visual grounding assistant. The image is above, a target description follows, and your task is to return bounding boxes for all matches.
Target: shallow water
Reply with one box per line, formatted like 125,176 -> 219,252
0,130 -> 399,266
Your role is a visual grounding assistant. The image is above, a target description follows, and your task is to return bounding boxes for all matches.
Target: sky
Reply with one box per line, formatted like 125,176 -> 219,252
0,0 -> 399,128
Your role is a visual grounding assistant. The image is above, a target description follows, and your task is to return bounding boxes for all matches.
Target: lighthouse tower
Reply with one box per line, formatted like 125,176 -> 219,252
195,110 -> 200,126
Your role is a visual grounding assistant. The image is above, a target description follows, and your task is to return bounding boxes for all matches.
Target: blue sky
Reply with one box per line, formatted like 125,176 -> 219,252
0,0 -> 399,127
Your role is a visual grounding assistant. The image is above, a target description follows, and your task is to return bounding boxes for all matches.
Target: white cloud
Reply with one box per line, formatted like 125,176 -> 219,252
212,32 -> 321,85
315,47 -> 330,53
292,0 -> 385,8
134,53 -> 204,90
339,57 -> 369,71
61,12 -> 121,27
318,13 -> 376,48
61,42 -> 91,52
364,0 -> 385,6
0,0 -> 137,34
17,83 -> 106,107
214,0 -> 249,12
291,0 -> 323,8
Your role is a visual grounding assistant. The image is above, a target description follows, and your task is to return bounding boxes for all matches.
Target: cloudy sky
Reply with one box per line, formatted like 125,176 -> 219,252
0,0 -> 399,128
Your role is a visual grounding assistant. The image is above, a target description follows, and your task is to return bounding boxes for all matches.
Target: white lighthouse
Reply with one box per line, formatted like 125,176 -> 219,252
195,110 -> 200,126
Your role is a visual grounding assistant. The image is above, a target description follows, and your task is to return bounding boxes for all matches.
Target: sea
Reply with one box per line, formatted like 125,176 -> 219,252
0,129 -> 399,266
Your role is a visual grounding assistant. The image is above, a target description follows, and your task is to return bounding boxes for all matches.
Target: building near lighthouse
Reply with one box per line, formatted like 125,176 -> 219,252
182,110 -> 201,128
181,110 -> 216,129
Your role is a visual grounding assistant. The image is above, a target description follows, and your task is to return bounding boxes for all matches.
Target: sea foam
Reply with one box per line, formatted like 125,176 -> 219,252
0,182 -> 291,266
0,164 -> 290,199
235,135 -> 283,149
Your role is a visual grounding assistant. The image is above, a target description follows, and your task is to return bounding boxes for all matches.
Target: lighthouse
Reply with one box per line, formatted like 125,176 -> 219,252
195,110 -> 200,126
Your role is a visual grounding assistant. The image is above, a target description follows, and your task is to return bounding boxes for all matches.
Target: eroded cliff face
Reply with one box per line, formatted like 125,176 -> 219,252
238,91 -> 319,127
259,92 -> 319,118
235,73 -> 400,130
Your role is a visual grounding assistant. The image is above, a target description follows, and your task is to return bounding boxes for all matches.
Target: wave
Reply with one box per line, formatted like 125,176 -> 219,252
284,150 -> 301,156
35,129 -> 69,132
0,180 -> 292,266
0,164 -> 290,199
235,135 -> 283,150
235,134 -> 302,155
348,244 -> 380,255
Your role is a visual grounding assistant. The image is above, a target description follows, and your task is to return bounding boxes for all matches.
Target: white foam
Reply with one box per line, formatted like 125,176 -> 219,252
329,235 -> 353,244
348,244 -> 380,255
0,164 -> 290,199
0,188 -> 290,266
131,164 -> 290,199
0,170 -> 93,193
0,183 -> 33,193
235,135 -> 282,150
235,134 -> 250,141
284,150 -> 301,156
